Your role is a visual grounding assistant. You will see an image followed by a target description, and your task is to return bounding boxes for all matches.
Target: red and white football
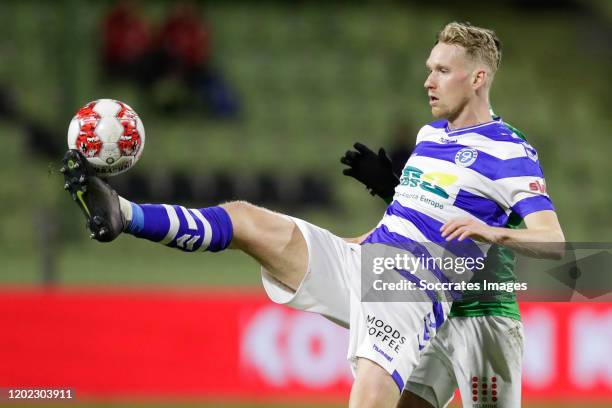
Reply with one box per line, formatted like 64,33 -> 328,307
67,99 -> 145,176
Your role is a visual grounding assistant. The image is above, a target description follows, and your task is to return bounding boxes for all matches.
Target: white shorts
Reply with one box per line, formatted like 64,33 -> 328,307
405,315 -> 523,407
261,217 -> 449,391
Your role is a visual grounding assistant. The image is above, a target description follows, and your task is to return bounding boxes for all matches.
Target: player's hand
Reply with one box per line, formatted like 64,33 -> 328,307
440,218 -> 501,243
340,142 -> 399,200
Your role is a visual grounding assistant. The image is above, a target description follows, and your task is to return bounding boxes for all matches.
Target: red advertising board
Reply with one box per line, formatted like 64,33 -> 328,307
0,287 -> 610,403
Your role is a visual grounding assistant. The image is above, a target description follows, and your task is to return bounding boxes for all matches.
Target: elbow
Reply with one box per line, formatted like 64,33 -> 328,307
537,244 -> 564,260
547,230 -> 566,260
548,247 -> 564,260
526,230 -> 565,260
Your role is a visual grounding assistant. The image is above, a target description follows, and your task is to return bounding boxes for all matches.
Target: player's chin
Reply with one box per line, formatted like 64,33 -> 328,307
430,107 -> 446,119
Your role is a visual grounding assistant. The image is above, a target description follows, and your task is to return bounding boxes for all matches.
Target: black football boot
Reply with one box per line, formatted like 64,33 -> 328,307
61,149 -> 126,242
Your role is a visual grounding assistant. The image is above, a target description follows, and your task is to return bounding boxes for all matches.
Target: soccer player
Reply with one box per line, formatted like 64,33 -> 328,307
342,23 -> 564,407
61,22 -> 563,408
344,132 -> 526,408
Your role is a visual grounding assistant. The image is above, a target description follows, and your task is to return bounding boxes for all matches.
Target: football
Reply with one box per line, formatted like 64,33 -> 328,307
67,99 -> 145,176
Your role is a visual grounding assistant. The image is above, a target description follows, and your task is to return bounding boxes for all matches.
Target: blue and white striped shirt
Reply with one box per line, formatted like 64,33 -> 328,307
365,118 -> 554,259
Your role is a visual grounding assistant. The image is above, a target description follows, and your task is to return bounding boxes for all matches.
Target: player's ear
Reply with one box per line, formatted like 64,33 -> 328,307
472,68 -> 487,90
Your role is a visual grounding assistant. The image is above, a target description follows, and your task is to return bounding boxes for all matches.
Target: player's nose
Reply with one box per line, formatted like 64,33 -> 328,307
424,74 -> 435,90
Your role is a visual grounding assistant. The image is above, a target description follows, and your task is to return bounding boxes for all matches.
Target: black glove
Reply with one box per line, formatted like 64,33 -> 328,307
340,142 -> 400,201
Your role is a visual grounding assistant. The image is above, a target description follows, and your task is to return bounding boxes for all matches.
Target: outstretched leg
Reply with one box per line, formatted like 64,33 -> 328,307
62,149 -> 308,291
62,149 -> 399,407
221,201 -> 307,290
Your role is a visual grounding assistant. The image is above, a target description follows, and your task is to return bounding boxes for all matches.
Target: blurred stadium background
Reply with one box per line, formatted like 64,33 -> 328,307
0,1 -> 611,407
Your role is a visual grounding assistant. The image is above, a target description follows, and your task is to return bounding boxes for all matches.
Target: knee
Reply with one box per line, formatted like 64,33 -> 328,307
222,200 -> 255,217
221,200 -> 258,246
222,200 -> 289,251
350,359 -> 400,408
221,200 -> 259,229
354,387 -> 397,408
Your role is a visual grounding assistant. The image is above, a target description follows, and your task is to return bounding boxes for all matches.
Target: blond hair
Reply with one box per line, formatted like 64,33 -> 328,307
436,22 -> 502,75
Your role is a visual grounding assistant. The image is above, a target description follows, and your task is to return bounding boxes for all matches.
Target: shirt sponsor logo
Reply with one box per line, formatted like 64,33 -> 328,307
400,166 -> 457,199
455,147 -> 478,167
529,180 -> 546,194
366,315 -> 406,353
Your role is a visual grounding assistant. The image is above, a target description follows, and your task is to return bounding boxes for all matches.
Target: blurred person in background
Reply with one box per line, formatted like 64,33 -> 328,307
101,1 -> 239,118
101,0 -> 154,87
157,1 -> 240,118
388,120 -> 416,177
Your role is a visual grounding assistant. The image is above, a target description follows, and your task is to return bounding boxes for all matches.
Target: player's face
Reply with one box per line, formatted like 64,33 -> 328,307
424,42 -> 475,120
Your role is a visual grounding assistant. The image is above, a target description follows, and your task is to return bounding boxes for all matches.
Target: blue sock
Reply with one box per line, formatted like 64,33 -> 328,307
124,202 -> 233,252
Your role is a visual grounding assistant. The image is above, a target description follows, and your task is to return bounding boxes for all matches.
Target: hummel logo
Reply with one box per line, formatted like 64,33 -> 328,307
439,136 -> 457,144
529,180 -> 546,193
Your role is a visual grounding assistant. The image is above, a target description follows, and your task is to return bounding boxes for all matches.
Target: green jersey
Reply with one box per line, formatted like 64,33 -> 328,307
449,122 -> 529,321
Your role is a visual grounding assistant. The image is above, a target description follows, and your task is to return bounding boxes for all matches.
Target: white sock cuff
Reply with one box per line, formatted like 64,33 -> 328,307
118,196 -> 133,224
